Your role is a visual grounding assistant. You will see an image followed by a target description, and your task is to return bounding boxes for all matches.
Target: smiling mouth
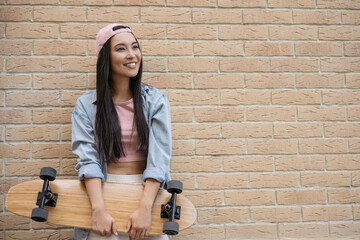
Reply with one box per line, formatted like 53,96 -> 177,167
124,62 -> 136,67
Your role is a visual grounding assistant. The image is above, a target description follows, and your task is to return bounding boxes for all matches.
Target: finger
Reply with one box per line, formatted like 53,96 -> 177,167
112,220 -> 118,236
125,218 -> 132,233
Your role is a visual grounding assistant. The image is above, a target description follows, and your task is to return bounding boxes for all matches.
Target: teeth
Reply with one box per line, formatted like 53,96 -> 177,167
126,63 -> 136,67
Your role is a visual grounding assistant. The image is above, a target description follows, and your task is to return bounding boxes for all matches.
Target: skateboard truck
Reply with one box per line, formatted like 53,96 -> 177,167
161,180 -> 183,235
31,167 -> 58,222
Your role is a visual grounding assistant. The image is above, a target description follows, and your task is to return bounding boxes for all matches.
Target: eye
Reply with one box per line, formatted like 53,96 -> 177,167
133,45 -> 139,49
116,47 -> 125,51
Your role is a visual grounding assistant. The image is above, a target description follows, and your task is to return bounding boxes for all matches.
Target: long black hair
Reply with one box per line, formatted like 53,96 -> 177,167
95,31 -> 149,163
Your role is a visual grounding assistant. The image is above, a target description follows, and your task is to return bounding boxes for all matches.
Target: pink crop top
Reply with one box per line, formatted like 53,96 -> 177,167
114,98 -> 146,162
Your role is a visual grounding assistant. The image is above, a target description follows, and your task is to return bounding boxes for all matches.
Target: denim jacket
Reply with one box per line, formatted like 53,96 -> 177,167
71,84 -> 172,240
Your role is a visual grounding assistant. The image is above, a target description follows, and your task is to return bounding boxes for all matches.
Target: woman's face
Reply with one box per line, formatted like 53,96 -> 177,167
110,32 -> 141,79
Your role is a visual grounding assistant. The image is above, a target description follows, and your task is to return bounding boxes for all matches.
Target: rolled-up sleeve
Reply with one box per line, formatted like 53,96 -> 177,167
143,94 -> 172,187
72,100 -> 105,182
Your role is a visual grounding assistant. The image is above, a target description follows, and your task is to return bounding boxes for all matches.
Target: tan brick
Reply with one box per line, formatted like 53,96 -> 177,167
1,178 -> 24,194
6,91 -> 59,107
60,24 -> 99,39
219,25 -> 267,40
195,107 -> 244,122
248,139 -> 297,155
0,126 -> 3,142
325,123 -> 360,137
319,26 -> 360,41
184,191 -> 223,207
268,0 -> 315,8
247,106 -> 296,121
274,123 -> 322,138
143,73 -> 192,89
167,0 -> 215,7
269,26 -> 317,40
225,190 -> 275,206
323,90 -> 360,105
197,173 -> 248,189
0,75 -> 31,89
194,74 -> 244,89
251,207 -> 301,222
172,123 -> 221,139
244,9 -> 291,24
32,143 -> 74,159
34,6 -> 85,22
245,42 -> 293,56
131,24 -> 165,40
167,24 -> 216,40
113,0 -> 164,6
227,224 -> 277,239
141,7 -> 190,23
302,172 -> 350,187
250,173 -> 299,188
172,140 -> 194,156
60,158 -> 77,175
62,57 -> 96,73
0,214 -> 29,230
303,206 -> 352,221
143,57 -> 166,72
7,57 -> 59,73
218,0 -> 266,7
299,139 -> 347,154
296,74 -> 344,88
33,108 -> 73,124
6,23 -> 58,39
168,90 -> 218,106
171,157 -> 222,173
198,208 -> 248,224
245,74 -> 294,89
171,174 -> 195,189
88,7 -> 138,22
349,107 -> 360,120
275,156 -> 324,171
221,90 -> 269,105
222,123 -> 272,138
220,57 -> 268,72
0,40 -> 31,55
345,43 -> 360,56
321,58 -> 360,72
328,189 -> 360,204
354,206 -> 360,220
61,125 -> 72,141
271,58 -> 318,72
5,230 -> 60,240
330,222 -> 360,238
192,8 -> 242,24
170,107 -> 192,122
272,90 -> 320,105
279,223 -> 329,238
194,41 -> 243,56
349,139 -> 360,153
277,189 -> 326,205
168,57 -> 218,73
172,225 -> 225,240
0,143 -> 30,159
6,0 -> 58,3
326,155 -> 360,170
61,90 -> 86,107
298,106 -> 346,121
342,11 -> 360,24
293,10 -> 341,24
353,171 -> 360,186
296,42 -> 342,56
34,74 -> 86,89
6,126 -> 60,141
34,40 -> 86,56
5,160 -> 60,176
0,6 -> 31,21
224,156 -> 273,172
196,139 -> 245,155
0,109 -> 31,124
62,0 -> 112,4
141,41 -> 192,56
317,0 -> 360,9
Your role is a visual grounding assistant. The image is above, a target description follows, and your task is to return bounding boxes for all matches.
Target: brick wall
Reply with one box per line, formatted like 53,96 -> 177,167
1,0 -> 360,239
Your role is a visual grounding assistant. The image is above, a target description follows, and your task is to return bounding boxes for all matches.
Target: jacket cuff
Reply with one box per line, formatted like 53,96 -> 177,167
78,163 -> 105,182
143,168 -> 166,187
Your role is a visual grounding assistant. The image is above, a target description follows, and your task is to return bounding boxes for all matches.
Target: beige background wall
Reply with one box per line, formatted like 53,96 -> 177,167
1,0 -> 360,239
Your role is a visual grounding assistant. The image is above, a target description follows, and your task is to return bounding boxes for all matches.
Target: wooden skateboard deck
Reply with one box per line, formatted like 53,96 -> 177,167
6,178 -> 197,235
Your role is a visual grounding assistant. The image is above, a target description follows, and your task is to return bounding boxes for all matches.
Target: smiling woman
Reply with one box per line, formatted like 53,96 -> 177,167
71,24 -> 172,240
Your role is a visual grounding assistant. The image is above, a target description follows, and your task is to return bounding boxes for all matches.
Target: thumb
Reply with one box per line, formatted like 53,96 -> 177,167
112,220 -> 118,236
125,217 -> 132,233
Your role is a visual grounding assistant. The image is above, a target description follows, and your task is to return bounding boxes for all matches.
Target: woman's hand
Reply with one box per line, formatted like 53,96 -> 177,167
91,207 -> 118,237
125,205 -> 152,239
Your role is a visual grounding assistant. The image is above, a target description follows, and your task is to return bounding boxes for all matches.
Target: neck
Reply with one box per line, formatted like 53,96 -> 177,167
111,75 -> 132,103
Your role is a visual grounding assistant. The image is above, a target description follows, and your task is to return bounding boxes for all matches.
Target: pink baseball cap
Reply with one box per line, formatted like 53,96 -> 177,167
95,24 -> 134,57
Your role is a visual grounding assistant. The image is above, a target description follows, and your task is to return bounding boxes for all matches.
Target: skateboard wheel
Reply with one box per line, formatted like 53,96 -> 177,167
166,180 -> 183,194
31,207 -> 48,222
163,221 -> 179,235
40,167 -> 57,181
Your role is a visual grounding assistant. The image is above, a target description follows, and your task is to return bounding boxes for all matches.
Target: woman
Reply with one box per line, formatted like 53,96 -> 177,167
71,24 -> 171,240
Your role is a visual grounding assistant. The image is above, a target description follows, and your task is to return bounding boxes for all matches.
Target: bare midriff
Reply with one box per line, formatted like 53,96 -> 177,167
107,160 -> 146,175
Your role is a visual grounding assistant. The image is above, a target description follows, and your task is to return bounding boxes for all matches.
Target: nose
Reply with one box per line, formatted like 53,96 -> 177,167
126,49 -> 136,59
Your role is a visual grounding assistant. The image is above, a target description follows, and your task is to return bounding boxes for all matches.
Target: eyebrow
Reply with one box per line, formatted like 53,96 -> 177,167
114,41 -> 138,47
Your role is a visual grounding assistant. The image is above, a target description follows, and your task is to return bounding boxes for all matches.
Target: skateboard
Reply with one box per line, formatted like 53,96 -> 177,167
6,167 -> 196,236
